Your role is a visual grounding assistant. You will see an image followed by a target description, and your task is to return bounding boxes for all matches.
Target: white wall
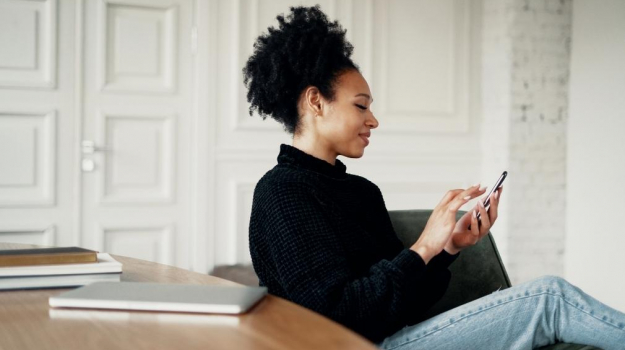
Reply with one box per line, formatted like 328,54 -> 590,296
566,0 -> 625,312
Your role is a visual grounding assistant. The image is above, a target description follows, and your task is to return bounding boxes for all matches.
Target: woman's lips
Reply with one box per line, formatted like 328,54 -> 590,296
359,135 -> 370,146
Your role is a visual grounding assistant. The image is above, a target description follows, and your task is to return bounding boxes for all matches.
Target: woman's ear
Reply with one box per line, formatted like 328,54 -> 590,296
304,86 -> 323,117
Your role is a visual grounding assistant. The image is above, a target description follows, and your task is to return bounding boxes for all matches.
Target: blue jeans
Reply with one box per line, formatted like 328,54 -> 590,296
376,275 -> 625,350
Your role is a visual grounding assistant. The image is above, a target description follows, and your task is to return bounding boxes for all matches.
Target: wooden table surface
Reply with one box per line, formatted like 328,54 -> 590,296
0,243 -> 377,350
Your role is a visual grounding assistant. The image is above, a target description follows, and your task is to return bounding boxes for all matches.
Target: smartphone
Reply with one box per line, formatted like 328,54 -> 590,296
469,171 -> 507,230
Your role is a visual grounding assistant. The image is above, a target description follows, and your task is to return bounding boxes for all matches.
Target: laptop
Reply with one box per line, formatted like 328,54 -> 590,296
49,282 -> 268,314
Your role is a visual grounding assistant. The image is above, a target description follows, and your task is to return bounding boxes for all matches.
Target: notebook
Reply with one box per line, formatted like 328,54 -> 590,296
1,272 -> 120,291
49,282 -> 268,314
0,247 -> 97,267
0,253 -> 121,277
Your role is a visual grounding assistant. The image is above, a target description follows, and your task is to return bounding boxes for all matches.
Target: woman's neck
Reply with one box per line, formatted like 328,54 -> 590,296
291,136 -> 337,166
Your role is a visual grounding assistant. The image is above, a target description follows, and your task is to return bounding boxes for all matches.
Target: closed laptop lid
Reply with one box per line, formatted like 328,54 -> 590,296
49,282 -> 268,314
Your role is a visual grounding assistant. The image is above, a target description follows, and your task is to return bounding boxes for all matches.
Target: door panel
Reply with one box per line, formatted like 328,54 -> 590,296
98,111 -> 175,204
0,112 -> 56,206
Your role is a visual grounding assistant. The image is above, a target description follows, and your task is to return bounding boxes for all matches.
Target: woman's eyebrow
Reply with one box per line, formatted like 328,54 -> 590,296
355,93 -> 373,102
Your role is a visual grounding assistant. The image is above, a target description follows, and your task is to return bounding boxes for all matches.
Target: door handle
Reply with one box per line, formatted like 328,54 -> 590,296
82,140 -> 112,154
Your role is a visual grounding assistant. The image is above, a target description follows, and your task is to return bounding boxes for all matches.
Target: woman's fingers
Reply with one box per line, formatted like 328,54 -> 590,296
489,187 -> 502,223
447,185 -> 486,211
471,210 -> 480,236
476,199 -> 491,234
436,185 -> 488,223
437,189 -> 464,209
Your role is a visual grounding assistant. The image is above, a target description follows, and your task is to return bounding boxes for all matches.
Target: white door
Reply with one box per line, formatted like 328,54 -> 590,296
0,0 -> 76,247
80,0 -> 195,268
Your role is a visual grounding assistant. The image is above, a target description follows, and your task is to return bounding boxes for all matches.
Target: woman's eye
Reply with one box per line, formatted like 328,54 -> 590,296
356,104 -> 367,110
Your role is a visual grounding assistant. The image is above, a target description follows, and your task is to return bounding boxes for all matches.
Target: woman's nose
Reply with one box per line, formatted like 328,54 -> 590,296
368,113 -> 379,129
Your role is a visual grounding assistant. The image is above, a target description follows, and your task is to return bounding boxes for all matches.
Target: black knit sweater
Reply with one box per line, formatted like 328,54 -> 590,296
248,144 -> 459,343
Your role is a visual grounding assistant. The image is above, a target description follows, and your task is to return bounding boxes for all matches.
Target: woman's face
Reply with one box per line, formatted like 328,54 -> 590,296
317,69 -> 379,159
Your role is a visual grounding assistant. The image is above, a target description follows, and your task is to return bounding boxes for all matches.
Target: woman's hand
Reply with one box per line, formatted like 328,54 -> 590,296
444,186 -> 504,255
410,184 -> 486,263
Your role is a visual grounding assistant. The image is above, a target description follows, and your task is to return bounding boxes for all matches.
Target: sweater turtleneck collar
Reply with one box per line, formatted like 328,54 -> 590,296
277,144 -> 347,179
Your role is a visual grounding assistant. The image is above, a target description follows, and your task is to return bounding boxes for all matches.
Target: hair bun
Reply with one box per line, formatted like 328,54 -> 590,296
242,5 -> 359,135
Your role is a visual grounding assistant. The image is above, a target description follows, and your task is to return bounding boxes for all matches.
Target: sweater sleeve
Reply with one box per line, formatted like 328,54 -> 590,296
428,249 -> 460,270
372,182 -> 460,271
257,182 -> 432,343
371,183 -> 460,326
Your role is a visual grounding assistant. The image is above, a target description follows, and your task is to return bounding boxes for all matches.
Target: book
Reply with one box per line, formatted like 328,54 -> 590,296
0,272 -> 121,291
0,253 -> 122,277
0,247 -> 97,267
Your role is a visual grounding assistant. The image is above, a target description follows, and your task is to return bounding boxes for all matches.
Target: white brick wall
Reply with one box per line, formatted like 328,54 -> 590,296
481,0 -> 572,284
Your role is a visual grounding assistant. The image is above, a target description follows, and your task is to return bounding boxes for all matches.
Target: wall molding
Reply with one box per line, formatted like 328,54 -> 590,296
372,0 -> 471,133
0,0 -> 58,89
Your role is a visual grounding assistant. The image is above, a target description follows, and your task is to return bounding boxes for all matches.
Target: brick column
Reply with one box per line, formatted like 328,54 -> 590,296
481,0 -> 572,284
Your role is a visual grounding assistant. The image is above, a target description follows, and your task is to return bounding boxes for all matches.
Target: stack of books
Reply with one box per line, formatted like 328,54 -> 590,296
0,247 -> 122,290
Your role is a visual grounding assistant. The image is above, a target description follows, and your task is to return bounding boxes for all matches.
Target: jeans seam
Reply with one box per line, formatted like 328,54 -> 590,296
557,293 -> 625,330
384,290 -> 624,350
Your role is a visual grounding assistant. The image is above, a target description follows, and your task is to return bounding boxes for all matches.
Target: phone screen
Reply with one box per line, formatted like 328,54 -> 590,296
476,171 -> 507,223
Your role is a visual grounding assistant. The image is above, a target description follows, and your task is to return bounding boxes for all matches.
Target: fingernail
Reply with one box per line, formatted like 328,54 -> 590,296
474,183 -> 481,188
479,199 -> 484,207
473,210 -> 477,218
463,195 -> 471,200
479,185 -> 487,191
495,191 -> 499,199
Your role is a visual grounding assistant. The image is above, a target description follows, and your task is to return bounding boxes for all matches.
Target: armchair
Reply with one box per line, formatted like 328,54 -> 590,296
388,209 -> 599,350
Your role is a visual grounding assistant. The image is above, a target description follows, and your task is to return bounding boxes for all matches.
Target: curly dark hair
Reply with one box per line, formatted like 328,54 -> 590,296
242,5 -> 359,135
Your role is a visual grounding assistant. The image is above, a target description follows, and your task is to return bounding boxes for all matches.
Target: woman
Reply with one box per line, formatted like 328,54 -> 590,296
244,5 -> 625,349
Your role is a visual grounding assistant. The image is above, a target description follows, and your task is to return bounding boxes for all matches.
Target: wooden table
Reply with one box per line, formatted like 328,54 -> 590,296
0,243 -> 377,350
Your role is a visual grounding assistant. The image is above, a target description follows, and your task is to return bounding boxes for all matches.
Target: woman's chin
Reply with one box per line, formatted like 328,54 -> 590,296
345,148 -> 365,159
